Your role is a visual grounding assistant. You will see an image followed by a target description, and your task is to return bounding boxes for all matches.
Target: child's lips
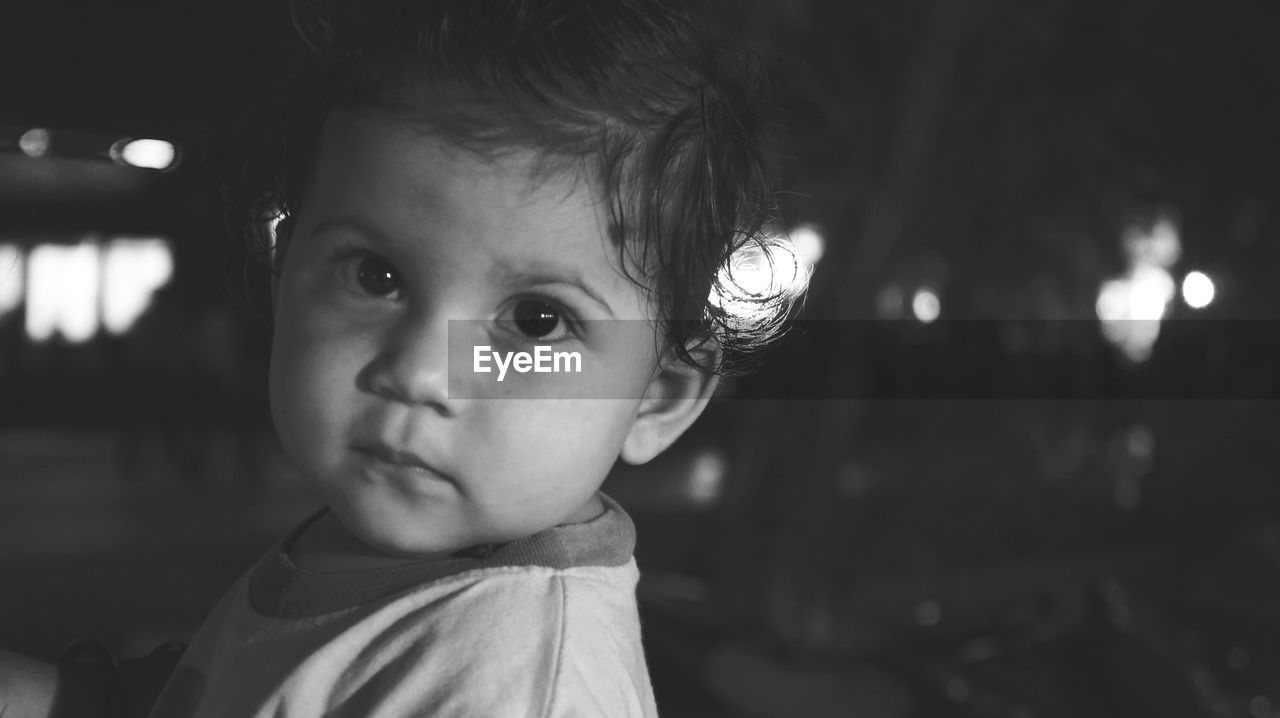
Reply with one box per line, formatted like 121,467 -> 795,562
351,442 -> 454,484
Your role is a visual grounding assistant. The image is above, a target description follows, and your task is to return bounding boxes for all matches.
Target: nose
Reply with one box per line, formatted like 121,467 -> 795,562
358,309 -> 456,412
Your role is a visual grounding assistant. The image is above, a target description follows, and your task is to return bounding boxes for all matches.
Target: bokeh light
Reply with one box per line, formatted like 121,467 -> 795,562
1181,270 -> 1215,309
21,238 -> 174,342
1123,215 -> 1182,268
876,285 -> 905,319
112,138 -> 177,170
685,449 -> 726,505
911,287 -> 941,323
101,238 -> 174,334
18,128 -> 51,158
1097,214 -> 1182,362
914,599 -> 942,627
1096,264 -> 1176,322
26,241 -> 100,343
789,224 -> 825,266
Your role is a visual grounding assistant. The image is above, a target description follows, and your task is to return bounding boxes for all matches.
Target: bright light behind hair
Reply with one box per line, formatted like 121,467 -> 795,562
113,138 -> 177,170
102,238 -> 174,334
912,287 -> 941,323
27,242 -> 101,343
267,212 -> 284,247
709,227 -> 814,328
0,244 -> 23,321
1181,270 -> 1214,309
719,239 -> 800,298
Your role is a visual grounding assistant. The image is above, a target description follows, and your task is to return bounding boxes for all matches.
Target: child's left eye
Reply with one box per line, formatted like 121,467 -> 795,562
507,299 -> 574,341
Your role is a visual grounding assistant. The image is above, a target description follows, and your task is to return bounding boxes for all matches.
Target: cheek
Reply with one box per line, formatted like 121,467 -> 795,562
269,298 -> 361,443
273,275 -> 367,378
482,401 -> 638,476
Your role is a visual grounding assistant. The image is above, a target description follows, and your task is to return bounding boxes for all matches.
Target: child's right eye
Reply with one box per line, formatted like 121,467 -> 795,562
336,252 -> 400,299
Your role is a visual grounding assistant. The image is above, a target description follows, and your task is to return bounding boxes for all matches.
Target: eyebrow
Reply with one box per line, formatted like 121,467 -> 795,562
309,218 -> 392,245
490,262 -> 616,318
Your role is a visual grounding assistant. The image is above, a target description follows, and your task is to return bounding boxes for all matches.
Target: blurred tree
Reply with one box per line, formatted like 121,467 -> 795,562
710,0 -> 1280,661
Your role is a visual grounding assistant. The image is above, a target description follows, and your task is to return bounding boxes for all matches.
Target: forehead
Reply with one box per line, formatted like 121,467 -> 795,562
305,108 -> 596,241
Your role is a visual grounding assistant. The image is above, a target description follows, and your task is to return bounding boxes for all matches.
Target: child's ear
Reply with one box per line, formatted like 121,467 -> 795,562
620,341 -> 721,465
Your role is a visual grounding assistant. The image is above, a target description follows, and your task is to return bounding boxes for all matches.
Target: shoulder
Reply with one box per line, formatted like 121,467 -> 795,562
388,561 -> 642,661
338,563 -> 655,717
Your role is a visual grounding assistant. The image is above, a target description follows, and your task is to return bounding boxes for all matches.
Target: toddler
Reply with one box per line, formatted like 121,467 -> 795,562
1,0 -> 795,715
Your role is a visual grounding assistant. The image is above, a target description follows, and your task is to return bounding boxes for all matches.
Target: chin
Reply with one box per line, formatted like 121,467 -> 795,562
327,500 -> 445,557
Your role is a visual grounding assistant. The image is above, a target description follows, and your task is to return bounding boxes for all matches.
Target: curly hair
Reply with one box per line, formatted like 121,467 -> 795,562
224,0 -> 797,377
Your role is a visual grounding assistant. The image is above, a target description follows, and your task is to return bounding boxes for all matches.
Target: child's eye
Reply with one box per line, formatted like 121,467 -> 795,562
337,252 -> 400,299
508,299 -> 574,341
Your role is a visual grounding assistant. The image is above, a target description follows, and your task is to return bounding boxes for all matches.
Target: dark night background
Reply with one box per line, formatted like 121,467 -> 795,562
3,1 -> 1280,716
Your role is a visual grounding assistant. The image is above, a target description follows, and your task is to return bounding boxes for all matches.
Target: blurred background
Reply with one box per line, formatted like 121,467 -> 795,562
3,1 -> 1280,716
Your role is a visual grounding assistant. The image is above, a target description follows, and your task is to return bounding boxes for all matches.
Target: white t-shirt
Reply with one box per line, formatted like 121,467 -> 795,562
148,494 -> 658,718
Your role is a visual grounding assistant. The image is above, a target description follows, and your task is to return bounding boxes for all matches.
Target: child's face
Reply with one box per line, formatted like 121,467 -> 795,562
270,108 -> 665,559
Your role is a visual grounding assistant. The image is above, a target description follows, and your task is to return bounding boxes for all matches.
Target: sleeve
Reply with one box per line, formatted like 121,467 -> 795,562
540,577 -> 658,718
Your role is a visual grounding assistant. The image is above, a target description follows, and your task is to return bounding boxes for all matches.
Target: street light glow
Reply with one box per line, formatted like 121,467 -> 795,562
113,138 -> 177,170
